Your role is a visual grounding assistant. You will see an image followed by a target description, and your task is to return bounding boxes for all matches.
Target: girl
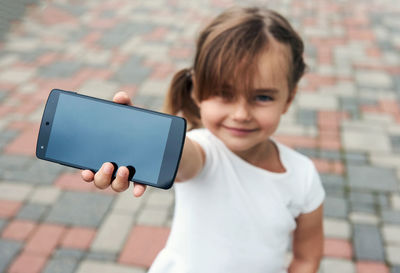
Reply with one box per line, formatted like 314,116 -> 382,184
82,6 -> 325,273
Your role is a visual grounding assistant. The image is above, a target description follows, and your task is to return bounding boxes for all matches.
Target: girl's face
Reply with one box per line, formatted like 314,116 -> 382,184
198,44 -> 294,157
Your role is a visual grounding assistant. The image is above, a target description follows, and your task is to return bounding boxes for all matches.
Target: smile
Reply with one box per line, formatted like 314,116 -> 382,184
222,125 -> 258,136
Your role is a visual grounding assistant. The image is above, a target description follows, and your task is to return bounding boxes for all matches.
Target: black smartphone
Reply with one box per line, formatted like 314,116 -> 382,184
36,89 -> 186,189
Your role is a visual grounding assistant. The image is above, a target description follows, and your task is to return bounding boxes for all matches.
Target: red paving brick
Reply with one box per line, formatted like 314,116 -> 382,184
1,219 -> 37,241
323,238 -> 353,259
356,261 -> 390,273
8,251 -> 48,273
119,225 -> 170,268
60,226 -> 96,250
25,223 -> 66,256
0,200 -> 22,219
4,123 -> 39,156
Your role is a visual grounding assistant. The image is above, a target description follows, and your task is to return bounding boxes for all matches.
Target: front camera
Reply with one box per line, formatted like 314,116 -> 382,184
46,122 -> 50,126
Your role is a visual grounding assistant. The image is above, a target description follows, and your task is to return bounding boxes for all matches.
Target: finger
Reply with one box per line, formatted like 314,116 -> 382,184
113,91 -> 132,106
93,162 -> 114,189
81,170 -> 94,182
111,166 -> 130,192
133,183 -> 147,197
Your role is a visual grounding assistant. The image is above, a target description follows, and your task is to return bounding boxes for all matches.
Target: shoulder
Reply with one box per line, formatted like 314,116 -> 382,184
274,140 -> 316,171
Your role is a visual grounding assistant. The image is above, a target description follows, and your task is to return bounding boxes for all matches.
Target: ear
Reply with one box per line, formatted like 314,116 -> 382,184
282,87 -> 297,114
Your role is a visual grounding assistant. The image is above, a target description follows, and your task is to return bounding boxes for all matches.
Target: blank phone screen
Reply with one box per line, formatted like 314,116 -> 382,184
45,93 -> 172,184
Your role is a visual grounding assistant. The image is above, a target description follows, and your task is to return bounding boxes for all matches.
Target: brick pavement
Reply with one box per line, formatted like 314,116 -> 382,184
0,0 -> 399,272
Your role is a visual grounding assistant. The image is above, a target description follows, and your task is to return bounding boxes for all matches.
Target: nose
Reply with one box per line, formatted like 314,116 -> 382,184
232,99 -> 252,122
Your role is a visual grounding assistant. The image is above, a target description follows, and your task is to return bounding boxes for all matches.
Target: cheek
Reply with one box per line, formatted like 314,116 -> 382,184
199,101 -> 225,127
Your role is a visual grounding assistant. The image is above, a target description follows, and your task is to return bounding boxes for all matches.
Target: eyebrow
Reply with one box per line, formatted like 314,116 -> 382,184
254,88 -> 280,94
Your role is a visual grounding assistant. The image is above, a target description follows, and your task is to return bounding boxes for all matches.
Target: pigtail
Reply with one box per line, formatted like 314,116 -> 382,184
163,68 -> 201,130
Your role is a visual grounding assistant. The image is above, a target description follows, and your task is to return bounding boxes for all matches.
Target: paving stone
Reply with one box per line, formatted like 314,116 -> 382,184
42,257 -> 79,273
0,182 -> 33,201
136,207 -> 170,226
85,252 -> 117,262
0,239 -> 23,273
113,55 -> 151,85
29,186 -> 62,205
323,196 -> 348,218
76,260 -> 145,273
297,109 -> 317,126
392,266 -> 400,273
319,150 -> 342,161
319,258 -> 355,273
386,246 -> 400,265
16,203 -> 48,221
38,61 -> 81,78
145,190 -> 174,208
382,224 -> 400,245
356,70 -> 393,89
377,193 -> 390,208
347,165 -> 398,192
381,209 -> 400,224
297,93 -> 339,110
112,190 -> 145,214
391,194 -> 400,210
353,224 -> 385,261
349,212 -> 380,225
99,23 -> 154,48
0,219 -> 6,232
91,212 -> 134,253
349,191 -> 375,204
46,192 -> 114,227
342,129 -> 391,153
350,202 -> 377,214
391,136 -> 400,153
295,147 -> 319,158
53,249 -> 85,260
324,218 -> 351,239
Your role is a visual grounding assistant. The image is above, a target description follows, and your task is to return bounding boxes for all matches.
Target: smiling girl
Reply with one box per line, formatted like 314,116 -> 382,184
82,6 -> 325,273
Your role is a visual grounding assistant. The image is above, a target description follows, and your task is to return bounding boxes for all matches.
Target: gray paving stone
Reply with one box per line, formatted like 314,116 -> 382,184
381,209 -> 400,224
99,23 -> 154,48
295,147 -> 318,158
46,192 -> 114,227
323,196 -> 348,218
350,202 -> 377,214
391,135 -> 400,153
0,239 -> 23,272
113,55 -> 151,85
133,94 -> 165,111
38,61 -> 81,78
0,219 -> 6,233
53,249 -> 85,260
392,266 -> 400,273
347,165 -> 398,192
377,193 -> 390,208
16,203 -> 48,221
319,150 -> 342,161
353,224 -> 385,261
297,109 -> 317,126
85,251 -> 117,262
344,152 -> 368,165
42,257 -> 78,273
349,191 -> 375,204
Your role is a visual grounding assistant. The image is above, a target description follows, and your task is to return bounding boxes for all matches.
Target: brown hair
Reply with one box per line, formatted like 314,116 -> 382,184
164,7 -> 306,130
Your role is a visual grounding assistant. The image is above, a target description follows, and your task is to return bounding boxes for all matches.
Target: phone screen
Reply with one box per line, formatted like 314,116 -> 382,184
45,92 -> 172,184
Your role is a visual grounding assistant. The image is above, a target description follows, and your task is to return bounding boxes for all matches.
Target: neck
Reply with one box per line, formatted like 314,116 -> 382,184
234,139 -> 286,173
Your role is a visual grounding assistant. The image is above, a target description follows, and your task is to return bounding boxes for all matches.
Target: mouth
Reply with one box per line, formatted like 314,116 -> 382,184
222,125 -> 258,136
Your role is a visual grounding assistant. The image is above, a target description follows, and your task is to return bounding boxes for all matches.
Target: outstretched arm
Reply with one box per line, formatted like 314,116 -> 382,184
81,91 -> 205,197
288,204 -> 324,273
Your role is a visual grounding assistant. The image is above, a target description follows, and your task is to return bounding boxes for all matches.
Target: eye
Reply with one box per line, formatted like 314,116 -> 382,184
255,94 -> 273,102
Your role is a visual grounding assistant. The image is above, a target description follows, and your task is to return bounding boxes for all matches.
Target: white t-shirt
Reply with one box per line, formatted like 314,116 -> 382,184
149,128 -> 325,273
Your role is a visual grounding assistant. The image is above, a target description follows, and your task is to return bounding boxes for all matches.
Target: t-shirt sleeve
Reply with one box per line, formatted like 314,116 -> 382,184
301,163 -> 325,214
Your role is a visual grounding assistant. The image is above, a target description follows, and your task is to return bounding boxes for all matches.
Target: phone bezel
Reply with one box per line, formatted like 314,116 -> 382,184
36,89 -> 186,189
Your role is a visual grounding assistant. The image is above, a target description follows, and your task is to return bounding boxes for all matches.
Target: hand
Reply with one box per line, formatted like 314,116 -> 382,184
81,91 -> 147,197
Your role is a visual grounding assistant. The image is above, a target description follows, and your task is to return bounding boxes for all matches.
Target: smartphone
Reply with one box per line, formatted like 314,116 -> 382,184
36,89 -> 186,189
